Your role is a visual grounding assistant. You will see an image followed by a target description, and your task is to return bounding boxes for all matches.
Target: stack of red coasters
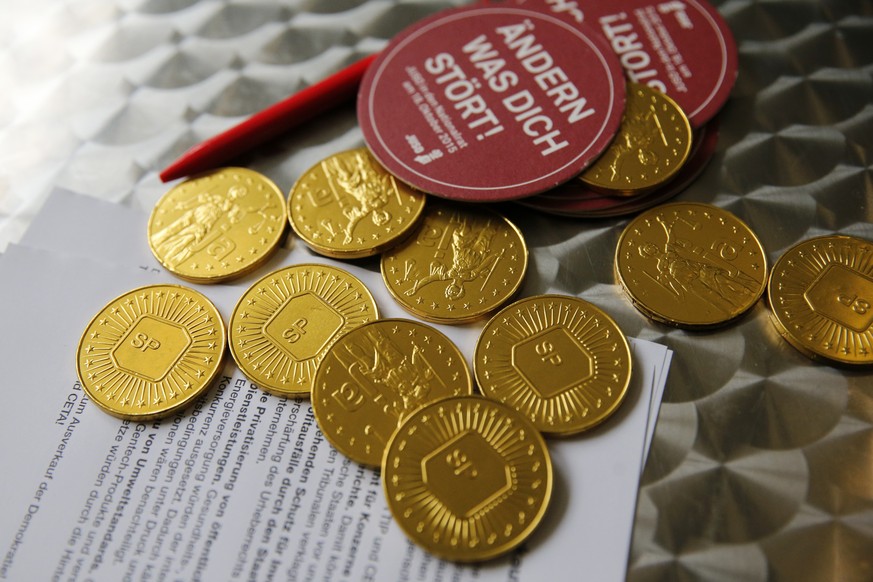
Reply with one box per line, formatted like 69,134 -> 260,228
357,2 -> 736,217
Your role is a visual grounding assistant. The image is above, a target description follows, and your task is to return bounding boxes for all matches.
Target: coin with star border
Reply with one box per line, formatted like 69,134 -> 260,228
76,284 -> 226,420
148,167 -> 287,283
615,202 -> 768,328
473,295 -> 632,436
381,203 -> 527,324
228,264 -> 378,396
312,319 -> 473,466
579,83 -> 692,196
288,148 -> 426,259
382,395 -> 552,562
768,234 -> 873,366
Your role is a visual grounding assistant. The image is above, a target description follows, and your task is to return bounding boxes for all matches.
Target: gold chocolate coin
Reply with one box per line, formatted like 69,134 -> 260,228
228,264 -> 378,396
148,167 -> 287,283
580,83 -> 692,196
768,234 -> 873,366
382,395 -> 552,562
474,295 -> 631,436
288,148 -> 426,258
312,319 -> 472,466
381,203 -> 527,324
615,202 -> 768,328
76,284 -> 226,420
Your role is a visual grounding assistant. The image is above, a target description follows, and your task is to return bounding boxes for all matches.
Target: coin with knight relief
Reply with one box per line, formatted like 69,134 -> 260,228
579,83 -> 692,196
312,319 -> 472,466
76,284 -> 226,420
228,264 -> 378,396
768,234 -> 873,366
380,203 -> 528,324
148,167 -> 287,283
382,395 -> 552,562
615,202 -> 768,328
474,295 -> 632,436
288,148 -> 427,258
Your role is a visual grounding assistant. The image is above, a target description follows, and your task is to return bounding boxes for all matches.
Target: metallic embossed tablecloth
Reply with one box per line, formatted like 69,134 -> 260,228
1,1 -> 871,579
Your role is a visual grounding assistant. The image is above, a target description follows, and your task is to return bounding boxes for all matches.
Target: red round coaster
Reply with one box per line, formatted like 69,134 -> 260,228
517,0 -> 738,128
357,5 -> 626,202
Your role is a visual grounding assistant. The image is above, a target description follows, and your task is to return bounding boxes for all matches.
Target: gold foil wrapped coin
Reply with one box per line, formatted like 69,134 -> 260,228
228,264 -> 378,396
615,202 -> 768,328
382,395 -> 552,562
381,203 -> 527,324
148,167 -> 287,283
474,295 -> 632,436
579,83 -> 692,196
312,319 -> 472,466
768,234 -> 873,366
288,148 -> 427,258
76,284 -> 226,420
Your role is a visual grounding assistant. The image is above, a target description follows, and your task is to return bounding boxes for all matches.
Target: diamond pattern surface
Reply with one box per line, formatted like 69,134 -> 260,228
1,1 -> 872,580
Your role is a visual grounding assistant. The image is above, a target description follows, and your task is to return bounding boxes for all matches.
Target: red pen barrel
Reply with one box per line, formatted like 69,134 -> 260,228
159,54 -> 378,182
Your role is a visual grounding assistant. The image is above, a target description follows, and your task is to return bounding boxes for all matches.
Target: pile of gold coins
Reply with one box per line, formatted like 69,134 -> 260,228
76,150 -> 873,562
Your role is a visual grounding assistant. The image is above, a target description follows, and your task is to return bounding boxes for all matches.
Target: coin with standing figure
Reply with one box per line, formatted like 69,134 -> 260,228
148,167 -> 287,283
228,264 -> 378,396
615,202 -> 768,328
579,83 -> 692,196
288,148 -> 426,258
768,234 -> 873,366
312,319 -> 472,466
76,284 -> 226,420
474,294 -> 632,435
381,203 -> 527,324
382,395 -> 552,562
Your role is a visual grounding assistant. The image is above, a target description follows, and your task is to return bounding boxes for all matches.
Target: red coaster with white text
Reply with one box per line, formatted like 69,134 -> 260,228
517,0 -> 738,128
357,5 -> 626,202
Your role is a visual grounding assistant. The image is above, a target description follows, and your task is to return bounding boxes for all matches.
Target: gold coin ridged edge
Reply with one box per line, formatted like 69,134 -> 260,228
381,395 -> 553,562
379,208 -> 529,325
75,284 -> 227,421
147,167 -> 288,284
614,202 -> 769,329
287,148 -> 427,259
472,294 -> 632,436
766,234 -> 873,366
226,263 -> 380,397
311,318 -> 473,466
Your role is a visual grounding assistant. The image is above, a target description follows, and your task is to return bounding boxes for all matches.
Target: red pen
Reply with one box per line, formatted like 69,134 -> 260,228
159,53 -> 378,182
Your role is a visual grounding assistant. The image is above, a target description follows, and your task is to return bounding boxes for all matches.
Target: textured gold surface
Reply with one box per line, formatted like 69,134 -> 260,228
288,148 -> 426,258
381,203 -> 527,324
580,83 -> 692,196
615,202 -> 768,328
382,396 -> 552,562
474,294 -> 632,435
76,284 -> 226,420
768,234 -> 873,365
5,1 -> 873,579
312,319 -> 472,466
228,264 -> 378,396
148,167 -> 287,282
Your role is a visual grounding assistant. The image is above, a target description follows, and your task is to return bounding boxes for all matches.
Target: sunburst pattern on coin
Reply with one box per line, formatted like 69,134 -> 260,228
615,202 -> 768,328
768,234 -> 873,365
76,284 -> 226,420
228,264 -> 378,396
289,148 -> 426,258
148,167 -> 287,283
312,319 -> 472,466
474,295 -> 632,436
580,83 -> 692,196
381,203 -> 527,324
383,396 -> 552,562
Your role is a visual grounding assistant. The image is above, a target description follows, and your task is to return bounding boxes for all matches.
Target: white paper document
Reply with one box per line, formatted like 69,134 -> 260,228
1,190 -> 671,581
